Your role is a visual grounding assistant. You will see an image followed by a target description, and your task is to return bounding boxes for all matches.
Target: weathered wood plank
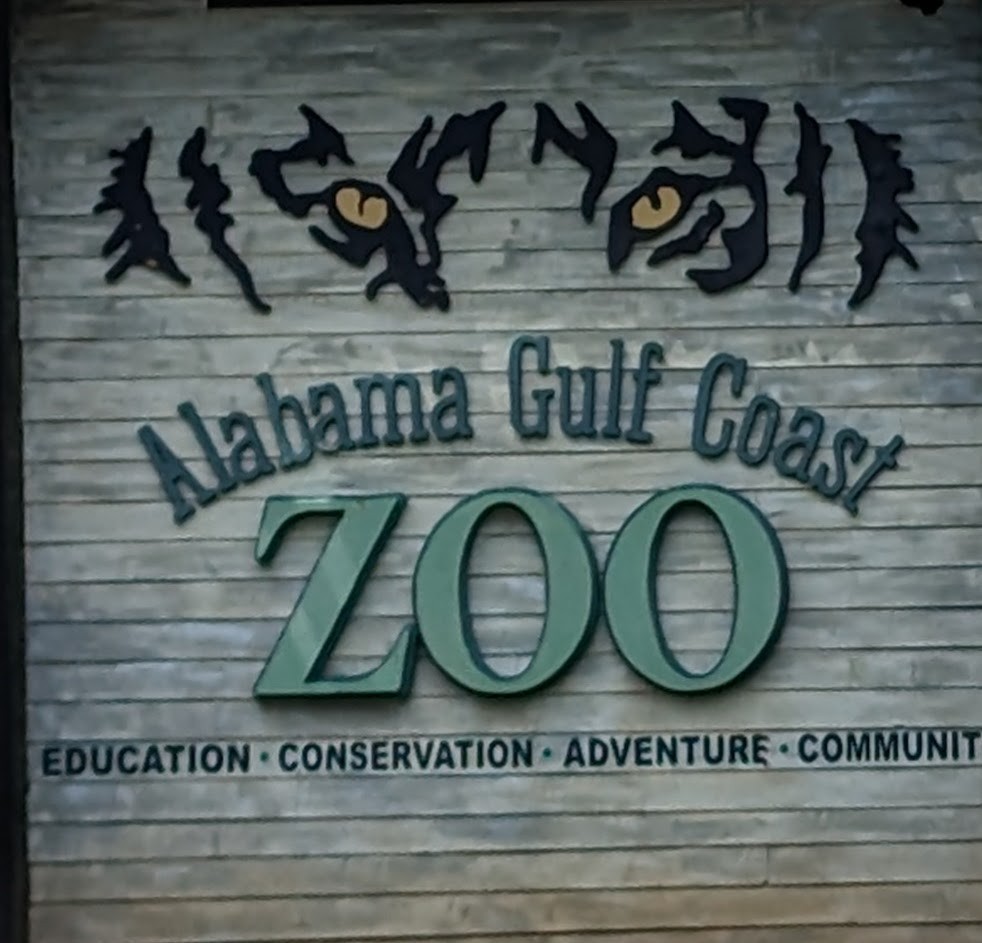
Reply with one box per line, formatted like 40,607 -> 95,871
27,926 -> 982,943
30,245 -> 976,299
16,0 -> 203,21
21,364 -> 982,418
16,609 -> 980,683
26,840 -> 982,902
23,565 -> 982,622
26,636 -> 977,693
58,483 -> 982,556
11,1 -> 751,61
210,81 -> 982,136
17,163 -> 978,217
14,45 -> 982,102
25,526 -> 982,583
25,882 -> 982,940
26,689 -> 982,741
14,0 -> 982,54
26,767 -> 982,823
26,807 -> 982,862
28,846 -> 769,901
18,203 -> 980,259
20,599 -> 981,683
26,647 -> 982,704
17,120 -> 982,188
20,921 -> 982,943
11,81 -> 982,156
770,841 -> 982,886
278,931 -> 982,943
22,407 -> 978,464
14,0 -> 982,63
25,609 -> 982,663
16,285 -> 982,347
21,326 -> 982,381
22,472 -> 980,525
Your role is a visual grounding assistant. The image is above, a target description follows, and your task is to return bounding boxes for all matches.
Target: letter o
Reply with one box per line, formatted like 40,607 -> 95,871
301,742 -> 323,772
822,733 -> 844,763
603,484 -> 788,694
413,488 -> 600,695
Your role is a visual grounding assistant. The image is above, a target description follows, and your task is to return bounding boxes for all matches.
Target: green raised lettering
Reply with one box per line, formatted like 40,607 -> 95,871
253,494 -> 417,697
604,484 -> 788,694
413,488 -> 600,695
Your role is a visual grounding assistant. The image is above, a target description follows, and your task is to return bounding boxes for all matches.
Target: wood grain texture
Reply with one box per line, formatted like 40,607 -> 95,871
25,648 -> 982,704
25,765 -> 982,817
17,163 -> 980,218
26,883 -> 982,940
21,407 -> 982,464
11,111 -> 982,173
25,689 -> 982,741
24,840 -> 982,901
24,807 -> 982,861
22,456 -> 982,511
24,525 -> 982,582
13,0 -> 982,939
16,288 -> 982,349
22,568 -> 982,622
21,364 -> 982,416
17,203 -> 981,257
12,0 -> 982,62
25,608 -> 982,663
21,325 -> 982,380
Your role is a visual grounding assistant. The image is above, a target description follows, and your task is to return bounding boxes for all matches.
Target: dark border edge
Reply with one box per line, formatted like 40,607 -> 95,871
1,1 -> 28,941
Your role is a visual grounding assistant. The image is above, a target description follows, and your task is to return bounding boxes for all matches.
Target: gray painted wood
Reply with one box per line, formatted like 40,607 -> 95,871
22,841 -> 982,899
25,649 -> 982,704
26,806 -> 982,861
17,204 -> 981,257
21,407 -> 982,463
25,608 -> 982,663
21,325 -> 982,380
21,364 -> 982,417
26,884 -> 982,941
18,287 -> 982,345
24,526 -> 982,582
13,0 -> 982,938
25,689 -> 982,742
17,163 -> 981,216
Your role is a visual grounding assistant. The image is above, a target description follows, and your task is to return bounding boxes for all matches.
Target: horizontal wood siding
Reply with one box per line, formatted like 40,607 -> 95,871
13,0 -> 982,940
